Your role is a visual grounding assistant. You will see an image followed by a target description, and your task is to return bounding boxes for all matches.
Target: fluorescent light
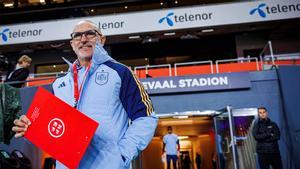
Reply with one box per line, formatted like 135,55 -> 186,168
178,136 -> 189,140
4,3 -> 14,7
176,115 -> 189,119
128,35 -> 141,39
164,32 -> 176,36
201,29 -> 214,33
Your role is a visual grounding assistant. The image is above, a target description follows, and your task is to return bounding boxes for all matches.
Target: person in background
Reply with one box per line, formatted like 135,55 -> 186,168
182,153 -> 191,169
211,153 -> 217,169
217,134 -> 225,169
163,126 -> 180,169
195,152 -> 202,169
252,107 -> 283,169
5,55 -> 32,88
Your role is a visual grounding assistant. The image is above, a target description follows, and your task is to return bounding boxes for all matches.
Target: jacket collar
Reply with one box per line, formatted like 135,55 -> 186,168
64,42 -> 114,76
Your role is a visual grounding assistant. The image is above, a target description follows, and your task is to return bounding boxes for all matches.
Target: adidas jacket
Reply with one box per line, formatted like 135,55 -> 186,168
53,43 -> 158,169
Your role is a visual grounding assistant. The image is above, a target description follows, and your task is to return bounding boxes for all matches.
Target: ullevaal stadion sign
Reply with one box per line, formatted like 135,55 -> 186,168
140,72 -> 251,94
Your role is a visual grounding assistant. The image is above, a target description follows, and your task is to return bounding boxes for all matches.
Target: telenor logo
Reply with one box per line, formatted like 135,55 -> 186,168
249,3 -> 300,19
159,12 -> 174,26
0,28 -> 43,43
250,3 -> 267,18
158,11 -> 213,27
0,28 -> 10,42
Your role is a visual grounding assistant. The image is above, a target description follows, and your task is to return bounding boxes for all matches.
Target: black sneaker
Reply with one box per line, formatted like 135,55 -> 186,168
11,150 -> 32,169
0,150 -> 20,169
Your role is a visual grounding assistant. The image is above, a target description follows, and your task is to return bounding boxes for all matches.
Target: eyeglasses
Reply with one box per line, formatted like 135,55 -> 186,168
70,30 -> 102,40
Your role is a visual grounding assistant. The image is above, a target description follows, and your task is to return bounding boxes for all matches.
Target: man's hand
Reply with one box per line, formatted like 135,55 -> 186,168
12,115 -> 31,138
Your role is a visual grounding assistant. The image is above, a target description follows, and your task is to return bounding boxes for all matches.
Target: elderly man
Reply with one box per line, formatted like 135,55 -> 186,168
12,20 -> 158,169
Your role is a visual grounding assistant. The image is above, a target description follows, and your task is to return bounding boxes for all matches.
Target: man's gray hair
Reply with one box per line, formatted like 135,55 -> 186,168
73,20 -> 102,34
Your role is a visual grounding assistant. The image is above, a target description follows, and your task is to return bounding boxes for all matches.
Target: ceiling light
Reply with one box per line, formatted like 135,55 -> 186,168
50,43 -> 65,48
4,3 -> 13,7
160,2 -> 164,6
178,136 -> 189,140
198,134 -> 210,138
160,120 -> 193,126
124,6 -> 128,9
176,115 -> 189,119
128,35 -> 141,39
175,0 -> 178,4
163,32 -> 176,36
40,0 -> 45,3
53,65 -> 56,68
201,29 -> 214,33
142,37 -> 159,43
180,34 -> 199,39
90,9 -> 94,12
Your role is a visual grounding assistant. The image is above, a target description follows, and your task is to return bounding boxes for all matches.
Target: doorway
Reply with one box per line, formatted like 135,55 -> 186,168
213,107 -> 258,169
140,107 -> 258,169
142,114 -> 215,169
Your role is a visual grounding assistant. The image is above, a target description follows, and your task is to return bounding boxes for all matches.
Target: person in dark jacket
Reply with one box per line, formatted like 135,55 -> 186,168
5,55 -> 32,88
0,83 -> 21,144
182,153 -> 191,169
195,153 -> 201,169
252,107 -> 283,169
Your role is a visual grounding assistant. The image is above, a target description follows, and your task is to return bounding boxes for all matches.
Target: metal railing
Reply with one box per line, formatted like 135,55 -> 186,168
259,41 -> 274,68
174,60 -> 214,76
29,71 -> 67,78
1,76 -> 57,86
134,64 -> 172,77
1,72 -> 67,87
4,51 -> 298,85
264,53 -> 300,61
215,57 -> 259,73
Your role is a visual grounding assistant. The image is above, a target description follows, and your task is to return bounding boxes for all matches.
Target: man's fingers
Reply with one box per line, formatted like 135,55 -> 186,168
12,126 -> 27,133
13,119 -> 26,127
12,115 -> 31,139
14,132 -> 25,138
20,115 -> 31,125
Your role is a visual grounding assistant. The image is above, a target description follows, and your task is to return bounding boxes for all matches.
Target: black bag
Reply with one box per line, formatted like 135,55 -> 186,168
11,150 -> 32,169
0,150 -> 20,169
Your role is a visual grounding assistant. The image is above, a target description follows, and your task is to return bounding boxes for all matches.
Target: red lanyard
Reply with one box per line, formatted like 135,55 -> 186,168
73,62 -> 91,108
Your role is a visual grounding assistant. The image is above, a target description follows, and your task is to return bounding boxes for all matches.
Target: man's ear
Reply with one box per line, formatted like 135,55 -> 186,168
70,40 -> 75,50
100,36 -> 106,45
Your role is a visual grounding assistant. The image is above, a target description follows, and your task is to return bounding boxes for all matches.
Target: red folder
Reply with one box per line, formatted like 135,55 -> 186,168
24,87 -> 99,169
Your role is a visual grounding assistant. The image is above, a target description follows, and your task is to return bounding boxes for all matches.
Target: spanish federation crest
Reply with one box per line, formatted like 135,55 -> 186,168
95,72 -> 108,85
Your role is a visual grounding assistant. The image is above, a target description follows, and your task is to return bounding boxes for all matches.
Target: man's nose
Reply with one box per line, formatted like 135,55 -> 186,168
80,34 -> 89,42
